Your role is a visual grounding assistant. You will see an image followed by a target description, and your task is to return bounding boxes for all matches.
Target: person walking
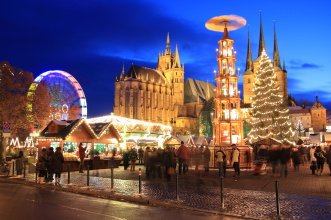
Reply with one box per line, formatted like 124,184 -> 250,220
53,147 -> 64,184
46,147 -> 55,182
279,145 -> 291,177
310,146 -> 317,175
143,146 -> 152,178
177,141 -> 190,174
215,147 -> 227,177
138,147 -> 144,165
291,147 -> 301,171
202,146 -> 211,172
314,146 -> 326,176
16,151 -> 25,177
299,144 -> 308,166
231,144 -> 240,178
37,148 -> 48,184
128,147 -> 138,173
163,146 -> 174,181
78,143 -> 87,173
268,145 -> 280,177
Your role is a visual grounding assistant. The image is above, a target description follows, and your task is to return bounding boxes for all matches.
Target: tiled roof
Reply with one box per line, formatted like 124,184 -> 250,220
184,78 -> 215,103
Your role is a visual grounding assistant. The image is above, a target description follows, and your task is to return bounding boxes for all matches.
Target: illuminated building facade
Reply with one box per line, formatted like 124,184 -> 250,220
114,34 -> 215,135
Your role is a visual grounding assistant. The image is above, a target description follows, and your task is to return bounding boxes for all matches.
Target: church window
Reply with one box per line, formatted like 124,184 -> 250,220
248,78 -> 251,83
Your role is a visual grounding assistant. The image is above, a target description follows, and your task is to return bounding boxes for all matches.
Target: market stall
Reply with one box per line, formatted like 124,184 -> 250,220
37,119 -> 122,171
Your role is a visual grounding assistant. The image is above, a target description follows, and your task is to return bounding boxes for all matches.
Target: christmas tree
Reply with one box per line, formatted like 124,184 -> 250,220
296,120 -> 305,133
248,49 -> 295,145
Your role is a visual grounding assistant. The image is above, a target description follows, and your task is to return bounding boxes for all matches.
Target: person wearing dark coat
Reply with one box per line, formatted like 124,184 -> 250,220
268,145 -> 280,177
279,145 -> 291,177
314,146 -> 326,176
46,147 -> 55,182
53,147 -> 64,184
163,146 -> 174,181
37,148 -> 48,184
291,147 -> 301,171
16,151 -> 25,176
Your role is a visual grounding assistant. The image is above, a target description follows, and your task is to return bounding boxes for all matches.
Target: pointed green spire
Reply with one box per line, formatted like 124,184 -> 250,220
258,11 -> 266,57
166,32 -> 171,55
245,26 -> 253,72
273,21 -> 281,68
173,44 -> 181,68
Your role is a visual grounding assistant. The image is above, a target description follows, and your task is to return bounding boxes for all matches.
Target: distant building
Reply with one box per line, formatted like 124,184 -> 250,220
289,96 -> 327,132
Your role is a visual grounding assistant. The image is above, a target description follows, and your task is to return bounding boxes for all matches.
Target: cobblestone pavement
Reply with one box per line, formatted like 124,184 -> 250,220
2,164 -> 331,220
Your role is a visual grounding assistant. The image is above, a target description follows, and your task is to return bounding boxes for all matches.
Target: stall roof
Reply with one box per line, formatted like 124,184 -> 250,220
39,118 -> 98,140
191,136 -> 208,146
176,135 -> 192,144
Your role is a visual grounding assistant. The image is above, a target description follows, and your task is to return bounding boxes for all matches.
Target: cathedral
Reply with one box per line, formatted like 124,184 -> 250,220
113,33 -> 215,136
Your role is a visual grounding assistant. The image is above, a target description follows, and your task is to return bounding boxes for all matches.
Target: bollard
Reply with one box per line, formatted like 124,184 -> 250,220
138,168 -> 142,194
12,161 -> 15,176
87,165 -> 90,186
275,180 -> 280,217
67,164 -> 71,185
35,165 -> 38,183
220,177 -> 224,209
176,171 -> 179,200
110,164 -> 114,189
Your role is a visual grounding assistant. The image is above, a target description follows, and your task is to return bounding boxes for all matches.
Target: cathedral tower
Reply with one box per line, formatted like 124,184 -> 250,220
157,33 -> 184,106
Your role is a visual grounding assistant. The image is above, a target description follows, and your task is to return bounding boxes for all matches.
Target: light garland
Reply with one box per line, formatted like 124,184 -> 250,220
247,49 -> 295,145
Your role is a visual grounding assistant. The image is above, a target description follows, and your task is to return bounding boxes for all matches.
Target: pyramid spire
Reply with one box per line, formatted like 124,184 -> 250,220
273,21 -> 281,68
245,26 -> 253,72
165,32 -> 171,55
173,44 -> 181,68
120,63 -> 125,80
258,11 -> 266,57
221,22 -> 232,40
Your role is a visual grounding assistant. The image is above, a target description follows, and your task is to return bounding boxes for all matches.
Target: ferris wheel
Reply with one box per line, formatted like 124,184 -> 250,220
27,70 -> 87,119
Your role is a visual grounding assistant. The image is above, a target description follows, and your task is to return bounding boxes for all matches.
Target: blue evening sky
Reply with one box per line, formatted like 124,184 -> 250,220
0,0 -> 330,117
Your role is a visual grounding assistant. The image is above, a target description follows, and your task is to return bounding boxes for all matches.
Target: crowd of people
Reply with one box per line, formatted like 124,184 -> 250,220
35,142 -> 331,184
37,146 -> 64,184
120,142 -> 246,181
254,144 -> 331,177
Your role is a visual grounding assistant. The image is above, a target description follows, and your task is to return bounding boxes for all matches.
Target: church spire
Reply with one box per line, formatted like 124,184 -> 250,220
245,26 -> 253,72
283,60 -> 287,72
165,32 -> 171,55
173,44 -> 181,68
258,11 -> 266,57
273,21 -> 281,68
120,63 -> 125,80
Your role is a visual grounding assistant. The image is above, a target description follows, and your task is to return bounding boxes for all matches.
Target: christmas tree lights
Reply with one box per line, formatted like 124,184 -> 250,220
248,50 -> 295,145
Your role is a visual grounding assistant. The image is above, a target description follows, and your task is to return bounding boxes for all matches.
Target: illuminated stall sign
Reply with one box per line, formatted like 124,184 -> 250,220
9,137 -> 36,148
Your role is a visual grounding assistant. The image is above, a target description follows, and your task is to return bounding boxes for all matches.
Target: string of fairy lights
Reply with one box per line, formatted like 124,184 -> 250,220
248,49 -> 295,145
